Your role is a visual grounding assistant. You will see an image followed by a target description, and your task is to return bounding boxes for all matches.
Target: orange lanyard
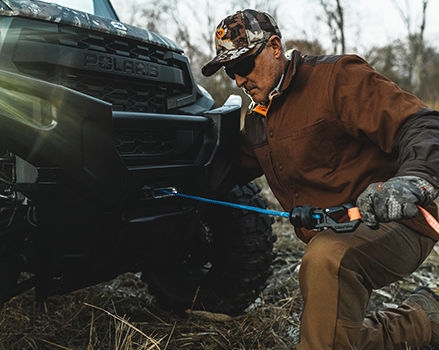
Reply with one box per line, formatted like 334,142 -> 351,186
417,205 -> 439,234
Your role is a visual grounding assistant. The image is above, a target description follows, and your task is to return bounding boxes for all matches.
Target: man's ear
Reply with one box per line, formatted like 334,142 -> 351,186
268,35 -> 283,59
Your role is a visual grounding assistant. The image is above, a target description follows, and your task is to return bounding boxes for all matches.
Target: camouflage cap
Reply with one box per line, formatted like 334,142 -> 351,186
202,9 -> 282,77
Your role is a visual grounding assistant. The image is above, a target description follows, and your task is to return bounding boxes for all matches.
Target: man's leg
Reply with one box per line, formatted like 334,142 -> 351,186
296,222 -> 435,350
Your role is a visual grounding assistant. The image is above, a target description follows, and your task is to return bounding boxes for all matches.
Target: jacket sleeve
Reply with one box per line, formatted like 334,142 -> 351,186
213,132 -> 263,195
329,55 -> 439,188
233,133 -> 264,184
393,108 -> 439,188
330,55 -> 427,153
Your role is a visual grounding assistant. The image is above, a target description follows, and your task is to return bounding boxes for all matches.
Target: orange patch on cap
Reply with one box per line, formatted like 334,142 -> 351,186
216,28 -> 225,39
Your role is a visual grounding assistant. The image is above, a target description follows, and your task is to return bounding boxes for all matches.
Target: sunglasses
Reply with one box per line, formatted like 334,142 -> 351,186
224,41 -> 267,80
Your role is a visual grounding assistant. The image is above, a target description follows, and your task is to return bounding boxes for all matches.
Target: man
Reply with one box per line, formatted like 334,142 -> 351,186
202,9 -> 439,350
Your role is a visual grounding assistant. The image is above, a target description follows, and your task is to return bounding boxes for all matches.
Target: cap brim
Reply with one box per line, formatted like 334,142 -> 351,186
201,44 -> 259,77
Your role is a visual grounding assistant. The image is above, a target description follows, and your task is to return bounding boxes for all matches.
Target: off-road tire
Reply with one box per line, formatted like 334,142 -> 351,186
144,183 -> 276,315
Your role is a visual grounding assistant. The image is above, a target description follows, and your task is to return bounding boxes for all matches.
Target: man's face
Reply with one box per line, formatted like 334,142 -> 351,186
227,39 -> 284,105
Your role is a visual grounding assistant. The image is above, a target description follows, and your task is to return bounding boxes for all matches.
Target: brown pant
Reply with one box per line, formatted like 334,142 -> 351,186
297,222 -> 436,350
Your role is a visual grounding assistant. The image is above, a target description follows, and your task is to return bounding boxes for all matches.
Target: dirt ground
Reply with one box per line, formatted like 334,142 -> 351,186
1,178 -> 439,349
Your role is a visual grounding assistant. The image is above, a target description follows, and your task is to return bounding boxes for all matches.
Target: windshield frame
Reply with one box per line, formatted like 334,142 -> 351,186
95,0 -> 119,20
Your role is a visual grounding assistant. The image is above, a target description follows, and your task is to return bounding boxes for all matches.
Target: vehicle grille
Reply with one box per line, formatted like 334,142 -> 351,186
12,22 -> 193,113
114,128 -> 203,166
61,72 -> 170,113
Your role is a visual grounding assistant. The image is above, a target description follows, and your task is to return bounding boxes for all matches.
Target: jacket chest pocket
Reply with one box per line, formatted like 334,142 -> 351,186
276,119 -> 339,177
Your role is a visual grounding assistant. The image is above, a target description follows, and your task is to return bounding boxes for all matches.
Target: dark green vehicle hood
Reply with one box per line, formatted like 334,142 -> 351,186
0,0 -> 183,52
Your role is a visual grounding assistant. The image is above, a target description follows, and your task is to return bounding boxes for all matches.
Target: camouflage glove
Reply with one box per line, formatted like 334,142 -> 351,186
356,176 -> 439,227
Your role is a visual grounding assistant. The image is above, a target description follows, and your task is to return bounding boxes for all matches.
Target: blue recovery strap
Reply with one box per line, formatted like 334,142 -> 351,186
159,190 -> 291,218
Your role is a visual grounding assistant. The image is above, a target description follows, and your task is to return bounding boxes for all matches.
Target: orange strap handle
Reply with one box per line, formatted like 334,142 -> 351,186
349,205 -> 439,235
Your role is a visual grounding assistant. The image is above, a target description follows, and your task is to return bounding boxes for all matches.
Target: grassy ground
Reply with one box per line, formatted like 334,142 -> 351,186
1,178 -> 439,349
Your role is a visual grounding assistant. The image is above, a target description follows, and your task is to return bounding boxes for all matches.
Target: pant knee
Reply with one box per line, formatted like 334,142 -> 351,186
301,233 -> 347,277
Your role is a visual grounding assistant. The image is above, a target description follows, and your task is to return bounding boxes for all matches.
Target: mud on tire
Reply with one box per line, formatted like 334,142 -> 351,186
144,183 -> 276,315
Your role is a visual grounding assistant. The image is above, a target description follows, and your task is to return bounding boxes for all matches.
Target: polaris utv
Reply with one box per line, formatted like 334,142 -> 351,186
0,0 -> 275,315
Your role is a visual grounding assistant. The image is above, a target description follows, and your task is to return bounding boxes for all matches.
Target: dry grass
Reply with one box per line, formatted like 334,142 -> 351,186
0,262 -> 303,350
1,177 -> 439,349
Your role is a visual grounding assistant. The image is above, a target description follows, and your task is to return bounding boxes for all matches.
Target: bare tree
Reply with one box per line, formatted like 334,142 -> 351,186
118,0 -> 175,37
165,0 -> 236,106
317,0 -> 346,54
392,0 -> 429,95
285,39 -> 326,56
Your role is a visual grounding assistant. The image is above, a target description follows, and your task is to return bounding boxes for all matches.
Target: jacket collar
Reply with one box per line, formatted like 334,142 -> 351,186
279,49 -> 303,94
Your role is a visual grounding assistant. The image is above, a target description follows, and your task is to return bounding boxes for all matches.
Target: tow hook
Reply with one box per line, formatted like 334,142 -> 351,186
142,186 -> 178,199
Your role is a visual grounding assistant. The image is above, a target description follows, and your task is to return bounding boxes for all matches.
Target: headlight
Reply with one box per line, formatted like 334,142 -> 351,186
0,75 -> 57,130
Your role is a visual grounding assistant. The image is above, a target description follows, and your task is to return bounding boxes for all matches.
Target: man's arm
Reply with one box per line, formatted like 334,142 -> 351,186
394,108 -> 439,186
326,55 -> 439,226
213,133 -> 263,196
357,109 -> 439,227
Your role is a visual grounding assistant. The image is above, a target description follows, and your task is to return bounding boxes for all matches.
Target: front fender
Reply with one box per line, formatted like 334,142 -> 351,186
0,69 -> 127,207
204,95 -> 242,193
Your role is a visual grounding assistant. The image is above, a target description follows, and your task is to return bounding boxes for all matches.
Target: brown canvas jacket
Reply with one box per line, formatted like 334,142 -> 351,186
240,50 -> 438,242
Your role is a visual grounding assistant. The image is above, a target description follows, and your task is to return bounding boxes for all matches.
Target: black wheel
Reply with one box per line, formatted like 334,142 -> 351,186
143,183 -> 276,315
